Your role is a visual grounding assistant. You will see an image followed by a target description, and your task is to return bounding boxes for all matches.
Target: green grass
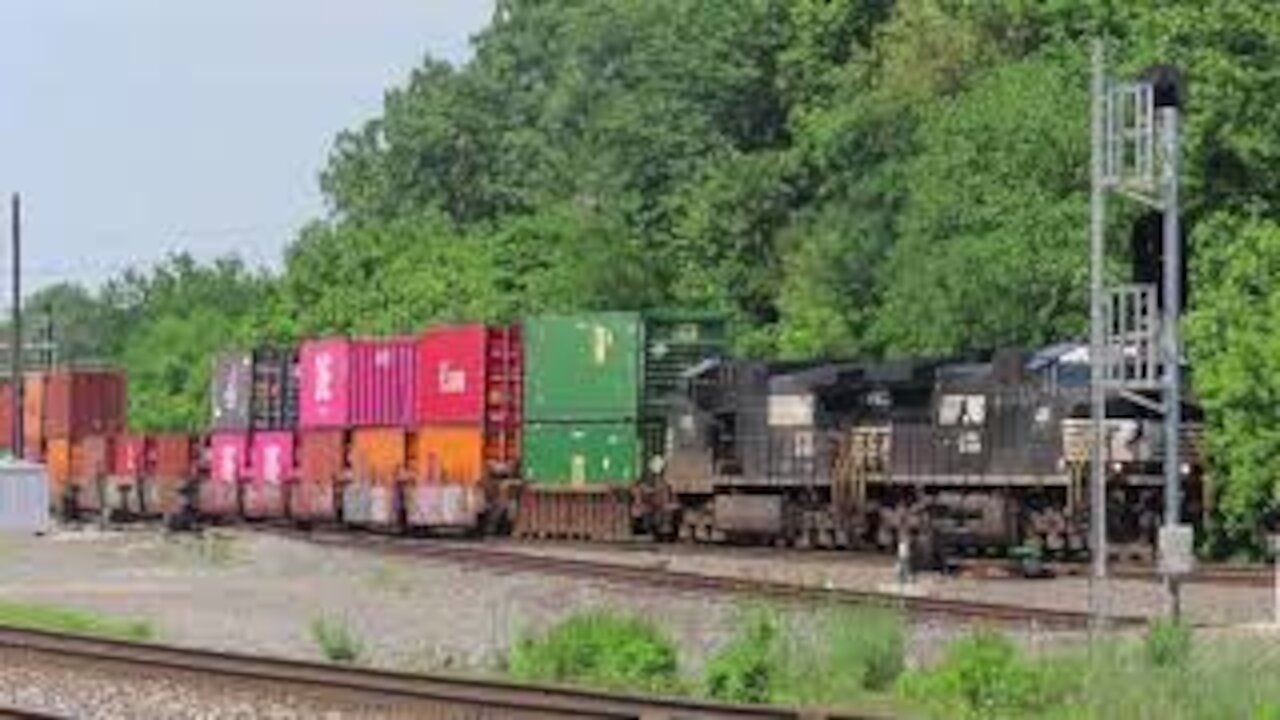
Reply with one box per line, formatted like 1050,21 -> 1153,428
508,610 -> 683,694
898,623 -> 1280,720
310,616 -> 363,664
703,605 -> 906,707
0,601 -> 155,642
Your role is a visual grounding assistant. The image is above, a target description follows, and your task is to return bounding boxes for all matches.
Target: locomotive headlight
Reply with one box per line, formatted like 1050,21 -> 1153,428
1111,462 -> 1123,473
1179,462 -> 1191,476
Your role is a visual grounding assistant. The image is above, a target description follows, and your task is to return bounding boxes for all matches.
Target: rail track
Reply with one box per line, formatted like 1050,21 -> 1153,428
0,626 -> 881,719
260,527 -> 1148,629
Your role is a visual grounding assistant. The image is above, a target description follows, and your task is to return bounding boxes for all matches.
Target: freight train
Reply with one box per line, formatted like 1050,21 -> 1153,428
9,311 -> 1204,559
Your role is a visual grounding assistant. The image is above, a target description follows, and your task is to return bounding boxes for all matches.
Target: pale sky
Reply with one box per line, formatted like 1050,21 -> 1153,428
0,1 -> 495,290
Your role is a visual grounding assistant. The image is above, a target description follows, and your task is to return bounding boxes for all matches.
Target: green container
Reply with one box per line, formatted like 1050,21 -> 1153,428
523,421 -> 640,487
524,313 -> 642,421
643,312 -> 728,418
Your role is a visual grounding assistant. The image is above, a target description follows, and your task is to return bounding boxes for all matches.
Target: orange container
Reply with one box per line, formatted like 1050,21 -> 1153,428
47,438 -> 71,498
23,373 -> 45,461
350,428 -> 406,484
411,425 -> 485,485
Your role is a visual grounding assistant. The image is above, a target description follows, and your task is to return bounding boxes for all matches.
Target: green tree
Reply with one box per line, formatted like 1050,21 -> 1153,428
1185,211 -> 1280,548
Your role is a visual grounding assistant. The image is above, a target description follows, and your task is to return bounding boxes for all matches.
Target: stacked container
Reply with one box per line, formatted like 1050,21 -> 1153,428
520,312 -> 726,538
209,349 -> 299,518
42,369 -> 127,514
299,338 -> 417,526
522,313 -> 644,489
410,324 -> 521,528
208,353 -> 252,516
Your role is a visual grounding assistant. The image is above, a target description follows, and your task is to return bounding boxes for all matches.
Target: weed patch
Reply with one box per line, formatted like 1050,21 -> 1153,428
703,605 -> 906,707
508,610 -> 682,694
0,601 -> 155,642
310,616 -> 362,664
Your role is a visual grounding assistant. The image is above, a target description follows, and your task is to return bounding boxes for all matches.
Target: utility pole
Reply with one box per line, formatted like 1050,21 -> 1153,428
10,194 -> 21,460
1087,40 -> 1108,631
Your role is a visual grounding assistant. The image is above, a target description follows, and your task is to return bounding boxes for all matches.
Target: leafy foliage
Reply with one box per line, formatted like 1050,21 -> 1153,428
1185,212 -> 1280,549
703,606 -> 905,706
898,630 -> 1079,719
508,611 -> 682,694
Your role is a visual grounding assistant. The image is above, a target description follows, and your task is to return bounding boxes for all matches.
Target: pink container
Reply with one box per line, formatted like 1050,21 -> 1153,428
251,431 -> 295,486
351,338 -> 418,427
299,339 -> 352,428
210,433 -> 249,485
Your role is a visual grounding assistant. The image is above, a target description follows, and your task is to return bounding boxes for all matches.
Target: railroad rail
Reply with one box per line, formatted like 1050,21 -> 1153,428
263,527 -> 1148,629
0,626 -> 881,720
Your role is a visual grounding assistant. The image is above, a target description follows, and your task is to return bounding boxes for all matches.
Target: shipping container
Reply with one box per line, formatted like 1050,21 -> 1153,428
0,461 -> 51,533
291,430 -> 344,521
203,432 -> 247,516
524,313 -> 641,422
246,431 -> 293,518
143,433 -> 194,516
46,438 -> 71,501
349,428 -> 406,484
251,431 -> 295,485
299,339 -> 351,428
153,434 -> 194,479
69,435 -> 113,512
418,324 -> 522,427
0,382 -> 12,451
43,370 -> 127,440
71,435 -> 113,480
22,373 -> 44,461
209,433 -> 249,484
351,339 -> 418,427
113,434 -> 146,478
291,482 -> 338,521
411,425 -> 484,484
250,347 -> 300,430
522,421 -> 640,487
211,352 -> 253,430
297,429 -> 345,484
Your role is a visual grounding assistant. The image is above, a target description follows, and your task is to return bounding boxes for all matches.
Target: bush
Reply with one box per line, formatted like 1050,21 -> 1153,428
898,630 -> 1079,719
704,610 -> 779,704
704,606 -> 906,707
1144,618 -> 1192,669
508,611 -> 682,694
310,616 -> 362,664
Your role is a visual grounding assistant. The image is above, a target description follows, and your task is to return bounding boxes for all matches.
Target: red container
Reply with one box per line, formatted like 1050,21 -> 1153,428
43,369 -> 127,440
251,432 -> 295,485
418,325 -> 522,423
298,429 -> 346,484
299,339 -> 351,428
210,432 -> 249,484
351,338 -> 418,427
0,382 -> 12,451
153,434 -> 194,479
113,434 -> 147,478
